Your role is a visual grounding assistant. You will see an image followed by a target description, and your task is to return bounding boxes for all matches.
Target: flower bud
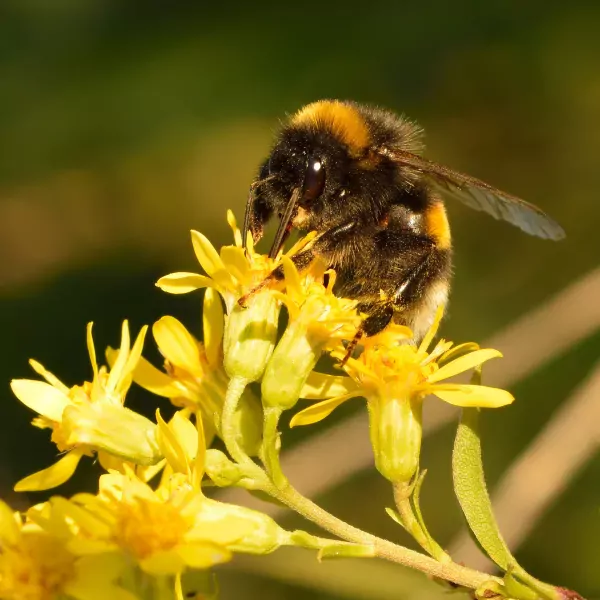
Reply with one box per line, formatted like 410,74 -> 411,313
62,403 -> 161,466
198,498 -> 287,555
261,319 -> 325,411
204,449 -> 245,487
368,394 -> 422,484
223,292 -> 279,382
235,389 -> 263,456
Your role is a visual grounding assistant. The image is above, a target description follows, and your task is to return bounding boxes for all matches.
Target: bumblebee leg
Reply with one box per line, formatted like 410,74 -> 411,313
340,303 -> 394,365
392,251 -> 434,303
237,248 -> 316,307
238,220 -> 358,307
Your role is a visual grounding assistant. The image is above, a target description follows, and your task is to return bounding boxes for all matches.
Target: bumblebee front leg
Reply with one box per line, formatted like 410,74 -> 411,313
237,247 -> 316,307
238,220 -> 358,307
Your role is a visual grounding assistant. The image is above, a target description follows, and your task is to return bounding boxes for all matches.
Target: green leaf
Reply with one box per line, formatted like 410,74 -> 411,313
410,470 -> 440,555
452,389 -> 514,570
504,568 -> 542,600
384,507 -> 406,530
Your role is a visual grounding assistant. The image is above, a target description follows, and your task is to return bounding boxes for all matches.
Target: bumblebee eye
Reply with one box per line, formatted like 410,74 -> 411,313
302,157 -> 326,202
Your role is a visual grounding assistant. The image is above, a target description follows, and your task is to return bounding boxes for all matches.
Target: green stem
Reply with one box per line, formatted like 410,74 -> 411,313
261,406 -> 287,488
254,392 -> 499,590
266,478 -> 500,591
222,375 -> 252,467
393,482 -> 450,562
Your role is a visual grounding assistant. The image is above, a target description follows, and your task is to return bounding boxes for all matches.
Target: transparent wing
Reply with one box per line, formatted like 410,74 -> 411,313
387,150 -> 565,241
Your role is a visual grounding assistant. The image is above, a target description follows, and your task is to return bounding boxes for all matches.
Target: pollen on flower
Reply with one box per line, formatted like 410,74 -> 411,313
114,498 -> 190,559
0,530 -> 76,600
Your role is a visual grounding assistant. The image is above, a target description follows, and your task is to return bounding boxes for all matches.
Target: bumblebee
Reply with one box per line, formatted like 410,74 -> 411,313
242,100 -> 564,343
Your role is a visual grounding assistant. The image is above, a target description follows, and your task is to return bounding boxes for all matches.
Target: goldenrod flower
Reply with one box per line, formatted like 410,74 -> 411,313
55,413 -> 289,587
262,258 -> 362,410
10,322 -> 160,492
291,308 -> 514,483
0,500 -> 132,600
156,210 -> 314,312
129,290 -> 262,456
156,211 -> 317,383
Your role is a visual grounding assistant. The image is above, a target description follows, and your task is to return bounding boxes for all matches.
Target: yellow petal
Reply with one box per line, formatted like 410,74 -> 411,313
153,316 -> 202,377
203,288 -> 224,369
431,384 -> 514,408
0,500 -> 19,545
67,539 -> 120,557
97,451 -> 127,474
171,411 -> 199,464
68,553 -> 135,600
128,355 -> 186,399
227,209 -> 243,247
52,496 -> 113,539
156,272 -> 215,294
417,304 -> 445,357
156,410 -> 190,475
290,393 -> 361,428
177,541 -> 231,569
191,230 -> 234,289
140,548 -> 185,575
300,371 -> 359,399
428,349 -> 503,383
191,412 -> 207,489
14,450 -> 83,491
136,459 -> 167,483
220,246 -> 251,283
29,359 -> 70,395
107,321 -> 131,393
86,322 -> 99,380
438,342 -> 480,366
281,255 -> 303,304
122,325 -> 148,385
10,379 -> 70,421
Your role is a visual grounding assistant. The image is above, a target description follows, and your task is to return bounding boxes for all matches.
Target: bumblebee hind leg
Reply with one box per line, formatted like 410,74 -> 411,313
340,303 -> 394,365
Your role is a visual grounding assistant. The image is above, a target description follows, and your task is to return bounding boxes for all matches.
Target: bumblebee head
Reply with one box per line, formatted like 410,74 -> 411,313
256,100 -> 381,253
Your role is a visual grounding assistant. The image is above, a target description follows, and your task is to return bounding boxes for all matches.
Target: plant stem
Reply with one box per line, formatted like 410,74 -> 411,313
222,375 -> 253,467
261,406 -> 287,488
393,482 -> 450,562
267,478 -> 500,590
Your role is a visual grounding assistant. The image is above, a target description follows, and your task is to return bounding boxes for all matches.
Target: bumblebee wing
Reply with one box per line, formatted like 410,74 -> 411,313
388,150 -> 565,240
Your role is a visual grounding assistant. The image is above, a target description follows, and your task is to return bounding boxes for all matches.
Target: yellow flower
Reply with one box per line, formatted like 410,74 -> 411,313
290,308 -> 514,483
155,210 -> 317,382
128,290 -> 262,456
0,500 -> 133,600
54,413 -> 289,587
10,321 -> 159,492
156,210 -> 315,312
261,258 -> 362,410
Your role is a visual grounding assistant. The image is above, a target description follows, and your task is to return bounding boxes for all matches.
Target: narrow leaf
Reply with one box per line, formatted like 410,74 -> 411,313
384,507 -> 406,530
452,405 -> 513,570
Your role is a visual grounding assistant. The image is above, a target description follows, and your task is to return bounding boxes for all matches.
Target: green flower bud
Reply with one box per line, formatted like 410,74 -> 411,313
368,394 -> 422,484
198,498 -> 288,555
62,403 -> 161,466
236,389 -> 264,456
223,292 -> 279,382
204,449 -> 245,487
261,319 -> 325,411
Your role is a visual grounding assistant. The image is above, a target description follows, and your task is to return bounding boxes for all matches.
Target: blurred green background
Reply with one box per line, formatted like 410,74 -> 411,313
1,1 -> 599,598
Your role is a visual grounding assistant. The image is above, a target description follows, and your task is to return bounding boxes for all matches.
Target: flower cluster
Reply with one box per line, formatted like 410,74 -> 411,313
4,211 -> 519,600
